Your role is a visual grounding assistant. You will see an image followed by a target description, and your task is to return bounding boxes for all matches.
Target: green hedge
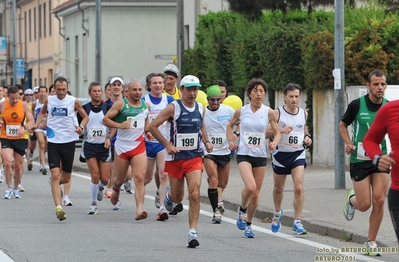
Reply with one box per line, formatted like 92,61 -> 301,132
183,5 -> 399,159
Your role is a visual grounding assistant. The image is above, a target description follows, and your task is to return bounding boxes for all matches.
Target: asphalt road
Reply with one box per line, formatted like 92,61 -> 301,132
0,164 -> 397,262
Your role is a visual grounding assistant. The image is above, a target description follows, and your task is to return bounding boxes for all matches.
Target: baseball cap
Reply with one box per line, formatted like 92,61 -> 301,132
163,64 -> 179,78
33,86 -> 39,93
24,89 -> 34,95
180,75 -> 201,88
206,85 -> 221,97
110,77 -> 124,85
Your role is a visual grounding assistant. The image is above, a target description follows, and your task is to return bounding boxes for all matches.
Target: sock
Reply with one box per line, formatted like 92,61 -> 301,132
90,182 -> 99,204
56,205 -> 62,209
240,206 -> 247,213
294,219 -> 301,224
274,210 -> 281,216
247,222 -> 252,226
207,188 -> 218,212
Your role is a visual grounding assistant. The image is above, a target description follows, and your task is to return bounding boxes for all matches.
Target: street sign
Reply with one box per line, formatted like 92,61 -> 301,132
0,36 -> 7,61
16,58 -> 25,79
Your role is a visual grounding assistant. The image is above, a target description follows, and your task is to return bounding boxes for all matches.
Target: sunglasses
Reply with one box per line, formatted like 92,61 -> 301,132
208,98 -> 221,102
25,94 -> 33,96
19,93 -> 23,95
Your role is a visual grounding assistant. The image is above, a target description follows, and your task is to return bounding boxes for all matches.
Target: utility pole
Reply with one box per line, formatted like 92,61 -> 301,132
334,0 -> 346,189
95,0 -> 101,83
177,0 -> 184,72
12,0 -> 17,84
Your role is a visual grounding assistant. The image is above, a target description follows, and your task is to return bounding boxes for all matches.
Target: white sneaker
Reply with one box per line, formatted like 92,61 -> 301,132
62,195 -> 73,206
88,205 -> 98,215
18,184 -> 25,192
124,180 -> 133,194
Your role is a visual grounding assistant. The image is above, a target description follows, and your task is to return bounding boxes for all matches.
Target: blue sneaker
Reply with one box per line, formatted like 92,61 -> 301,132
164,187 -> 175,212
187,229 -> 199,248
112,200 -> 121,211
293,221 -> 307,235
271,209 -> 284,233
3,187 -> 13,199
244,225 -> 255,238
236,207 -> 247,230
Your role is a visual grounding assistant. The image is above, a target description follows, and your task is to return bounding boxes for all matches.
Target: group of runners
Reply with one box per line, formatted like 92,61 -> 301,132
1,67 -> 398,256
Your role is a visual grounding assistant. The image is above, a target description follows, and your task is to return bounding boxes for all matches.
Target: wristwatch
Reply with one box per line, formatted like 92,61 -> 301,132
233,131 -> 240,137
372,154 -> 381,167
79,125 -> 85,130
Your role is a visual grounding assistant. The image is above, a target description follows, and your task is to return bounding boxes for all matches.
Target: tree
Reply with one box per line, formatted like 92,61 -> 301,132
226,0 -> 336,16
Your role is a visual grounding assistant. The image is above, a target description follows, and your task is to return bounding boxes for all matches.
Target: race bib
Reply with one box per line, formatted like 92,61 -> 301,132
6,125 -> 21,137
127,117 -> 145,130
209,133 -> 226,148
356,142 -> 371,160
175,133 -> 198,150
243,132 -> 264,148
281,132 -> 304,148
89,126 -> 106,139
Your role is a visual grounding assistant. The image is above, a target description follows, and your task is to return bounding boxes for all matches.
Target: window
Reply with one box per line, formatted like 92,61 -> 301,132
49,1 -> 52,36
38,5 -> 41,38
24,12 -> 27,48
34,7 -> 36,40
43,3 -> 46,38
29,9 -> 31,42
75,35 -> 79,89
82,33 -> 87,80
66,37 -> 70,79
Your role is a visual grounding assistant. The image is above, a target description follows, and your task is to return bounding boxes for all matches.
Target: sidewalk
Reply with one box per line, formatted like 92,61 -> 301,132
71,150 -> 397,247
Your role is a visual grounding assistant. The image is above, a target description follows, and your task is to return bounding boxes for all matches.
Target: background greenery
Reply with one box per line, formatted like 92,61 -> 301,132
182,2 -> 399,155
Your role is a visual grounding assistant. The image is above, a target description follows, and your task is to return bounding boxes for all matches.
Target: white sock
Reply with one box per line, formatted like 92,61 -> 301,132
294,219 -> 301,224
90,182 -> 99,204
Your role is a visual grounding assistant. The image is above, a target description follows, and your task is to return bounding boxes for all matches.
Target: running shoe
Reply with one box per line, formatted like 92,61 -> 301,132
164,187 -> 176,212
62,195 -> 73,206
155,189 -> 160,208
271,209 -> 284,233
41,168 -> 47,175
18,184 -> 25,192
293,221 -> 307,235
343,189 -> 355,221
112,200 -> 121,211
236,207 -> 247,230
187,229 -> 199,248
104,188 -> 112,198
3,187 -> 13,199
212,209 -> 222,224
97,185 -> 104,201
157,207 -> 169,221
124,180 -> 133,194
55,206 -> 66,221
169,203 -> 183,215
13,189 -> 21,199
364,241 -> 381,256
88,205 -> 99,215
48,176 -> 52,186
0,170 -> 3,183
244,225 -> 255,238
27,163 -> 33,171
217,201 -> 225,214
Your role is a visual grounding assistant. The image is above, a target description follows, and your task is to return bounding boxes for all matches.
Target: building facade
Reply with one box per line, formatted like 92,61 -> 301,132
0,0 -> 63,89
0,0 -> 227,92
